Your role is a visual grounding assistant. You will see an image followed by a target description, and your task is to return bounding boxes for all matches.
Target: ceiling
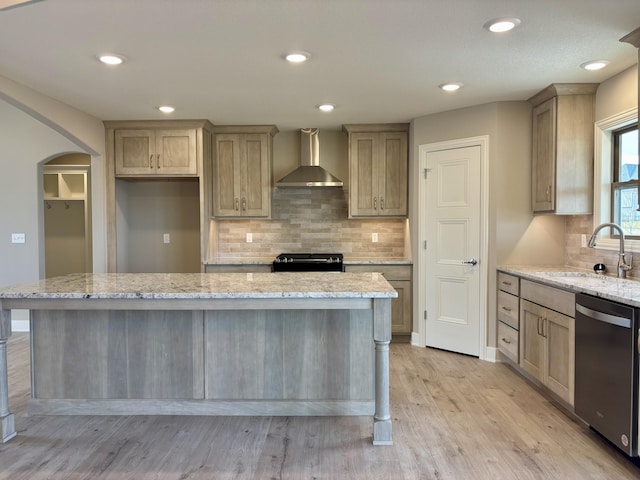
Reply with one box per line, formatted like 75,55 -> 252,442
0,0 -> 639,131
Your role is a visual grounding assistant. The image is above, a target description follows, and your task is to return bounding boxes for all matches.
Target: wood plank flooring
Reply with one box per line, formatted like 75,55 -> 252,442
1,333 -> 639,479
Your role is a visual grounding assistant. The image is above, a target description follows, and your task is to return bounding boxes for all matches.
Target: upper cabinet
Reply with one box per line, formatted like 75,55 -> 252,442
113,128 -> 197,176
343,123 -> 409,217
212,125 -> 278,218
528,83 -> 598,214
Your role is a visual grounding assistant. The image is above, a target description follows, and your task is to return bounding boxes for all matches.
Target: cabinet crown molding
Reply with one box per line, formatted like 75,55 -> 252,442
104,119 -> 214,130
342,123 -> 409,134
528,83 -> 599,107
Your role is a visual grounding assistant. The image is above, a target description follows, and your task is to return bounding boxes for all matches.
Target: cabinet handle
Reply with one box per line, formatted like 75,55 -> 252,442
502,281 -> 512,286
537,317 -> 542,336
241,198 -> 246,211
149,155 -> 153,168
157,154 -> 160,168
546,185 -> 551,202
501,306 -> 512,312
380,197 -> 384,210
234,198 -> 239,211
373,197 -> 377,210
543,318 -> 547,338
501,337 -> 511,345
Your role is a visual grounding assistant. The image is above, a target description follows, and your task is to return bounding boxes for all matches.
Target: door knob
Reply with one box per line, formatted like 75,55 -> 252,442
462,258 -> 478,266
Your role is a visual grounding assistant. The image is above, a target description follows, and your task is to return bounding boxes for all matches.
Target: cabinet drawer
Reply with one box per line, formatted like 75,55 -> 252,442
498,321 -> 518,363
521,279 -> 574,317
497,272 -> 519,295
497,290 -> 519,330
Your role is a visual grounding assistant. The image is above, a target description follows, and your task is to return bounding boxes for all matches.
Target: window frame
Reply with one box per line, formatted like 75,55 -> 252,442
609,123 -> 639,238
594,107 -> 639,252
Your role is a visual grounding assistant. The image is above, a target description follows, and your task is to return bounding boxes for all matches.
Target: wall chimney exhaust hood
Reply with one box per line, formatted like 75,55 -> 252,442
276,128 -> 343,187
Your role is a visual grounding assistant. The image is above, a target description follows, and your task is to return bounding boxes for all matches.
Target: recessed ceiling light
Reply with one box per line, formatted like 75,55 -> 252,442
283,51 -> 311,63
439,83 -> 463,92
580,60 -> 609,71
158,105 -> 175,114
317,104 -> 335,112
98,54 -> 126,65
483,17 -> 521,33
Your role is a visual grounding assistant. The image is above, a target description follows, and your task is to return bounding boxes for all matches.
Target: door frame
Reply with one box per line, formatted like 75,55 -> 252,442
414,136 -> 490,360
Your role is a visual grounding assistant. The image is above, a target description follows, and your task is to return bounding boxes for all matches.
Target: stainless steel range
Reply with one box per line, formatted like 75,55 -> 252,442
272,253 -> 344,272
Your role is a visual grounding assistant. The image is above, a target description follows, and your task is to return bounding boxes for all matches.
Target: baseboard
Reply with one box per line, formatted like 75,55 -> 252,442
484,346 -> 499,363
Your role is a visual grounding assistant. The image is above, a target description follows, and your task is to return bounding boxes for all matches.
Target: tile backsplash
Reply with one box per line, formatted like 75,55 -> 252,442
210,188 -> 408,261
566,214 -> 640,280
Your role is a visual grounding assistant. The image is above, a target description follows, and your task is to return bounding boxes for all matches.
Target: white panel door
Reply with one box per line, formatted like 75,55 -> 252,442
425,146 -> 481,356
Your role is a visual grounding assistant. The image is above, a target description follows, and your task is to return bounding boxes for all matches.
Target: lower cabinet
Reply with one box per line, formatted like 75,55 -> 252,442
518,280 -> 575,406
345,264 -> 412,337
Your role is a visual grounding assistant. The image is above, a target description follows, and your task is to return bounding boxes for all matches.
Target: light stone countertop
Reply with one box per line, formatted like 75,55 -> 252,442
0,272 -> 398,300
498,265 -> 640,308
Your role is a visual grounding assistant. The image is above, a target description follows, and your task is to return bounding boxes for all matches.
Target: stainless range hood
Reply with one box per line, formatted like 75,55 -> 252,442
275,128 -> 343,187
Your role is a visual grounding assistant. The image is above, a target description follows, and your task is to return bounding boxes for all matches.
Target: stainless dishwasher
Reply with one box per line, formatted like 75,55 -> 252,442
575,293 -> 639,457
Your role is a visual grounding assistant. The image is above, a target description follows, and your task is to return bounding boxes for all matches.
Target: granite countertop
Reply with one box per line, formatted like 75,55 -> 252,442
498,265 -> 640,308
0,272 -> 398,300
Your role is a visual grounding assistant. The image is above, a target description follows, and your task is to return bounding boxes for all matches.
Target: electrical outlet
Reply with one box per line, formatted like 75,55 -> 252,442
581,234 -> 587,248
11,233 -> 25,244
163,233 -> 170,244
246,233 -> 253,243
372,233 -> 378,243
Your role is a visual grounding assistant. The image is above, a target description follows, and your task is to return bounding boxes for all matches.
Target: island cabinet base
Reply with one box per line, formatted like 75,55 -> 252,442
28,308 -> 376,417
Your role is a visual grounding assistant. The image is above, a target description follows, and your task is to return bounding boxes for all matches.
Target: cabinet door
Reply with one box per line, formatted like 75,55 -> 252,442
349,133 -> 380,216
155,129 -> 197,175
519,299 -> 545,382
240,134 -> 270,217
531,98 -> 556,212
115,130 -> 155,175
378,132 -> 407,216
544,309 -> 574,405
213,134 -> 242,216
389,279 -> 411,334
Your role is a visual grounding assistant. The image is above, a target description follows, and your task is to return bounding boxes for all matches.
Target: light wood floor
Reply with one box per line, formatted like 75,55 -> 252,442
1,333 -> 639,479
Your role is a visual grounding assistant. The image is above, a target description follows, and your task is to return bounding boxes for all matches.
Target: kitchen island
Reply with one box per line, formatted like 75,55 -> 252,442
0,272 -> 397,445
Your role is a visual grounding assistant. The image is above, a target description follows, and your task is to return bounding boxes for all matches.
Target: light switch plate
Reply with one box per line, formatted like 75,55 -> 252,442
246,233 -> 253,243
163,233 -> 170,244
372,233 -> 378,243
11,233 -> 25,244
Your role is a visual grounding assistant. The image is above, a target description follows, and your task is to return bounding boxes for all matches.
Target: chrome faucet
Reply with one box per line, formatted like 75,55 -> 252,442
587,223 -> 633,278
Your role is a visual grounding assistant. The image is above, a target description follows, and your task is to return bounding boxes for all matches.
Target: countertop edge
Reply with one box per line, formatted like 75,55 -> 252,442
497,265 -> 640,308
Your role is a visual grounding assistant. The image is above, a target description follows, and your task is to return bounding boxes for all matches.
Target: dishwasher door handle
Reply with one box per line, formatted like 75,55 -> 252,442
576,303 -> 631,329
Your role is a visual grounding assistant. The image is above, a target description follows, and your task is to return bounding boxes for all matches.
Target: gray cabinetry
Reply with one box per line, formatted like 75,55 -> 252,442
519,279 -> 575,406
528,83 -> 597,214
342,124 -> 409,218
212,125 -> 278,218
497,272 -> 519,363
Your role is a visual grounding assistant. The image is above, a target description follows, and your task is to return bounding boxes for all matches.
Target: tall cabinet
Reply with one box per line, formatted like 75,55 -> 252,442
343,124 -> 409,217
104,120 -> 214,272
528,83 -> 597,214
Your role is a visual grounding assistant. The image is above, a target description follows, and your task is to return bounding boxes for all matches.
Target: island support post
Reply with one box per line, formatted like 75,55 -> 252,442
0,303 -> 16,443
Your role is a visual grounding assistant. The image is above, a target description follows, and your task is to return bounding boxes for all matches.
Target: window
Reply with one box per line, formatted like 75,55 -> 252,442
593,108 -> 638,252
611,124 -> 639,237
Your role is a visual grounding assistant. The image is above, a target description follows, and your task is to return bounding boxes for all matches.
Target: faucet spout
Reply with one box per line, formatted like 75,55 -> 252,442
587,223 -> 632,278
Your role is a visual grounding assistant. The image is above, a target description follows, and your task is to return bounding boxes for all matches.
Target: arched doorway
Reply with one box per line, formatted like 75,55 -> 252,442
42,153 -> 92,277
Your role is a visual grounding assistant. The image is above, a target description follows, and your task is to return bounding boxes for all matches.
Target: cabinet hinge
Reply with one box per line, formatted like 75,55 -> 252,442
423,240 -> 427,250
424,168 -> 429,179
424,310 -> 427,320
